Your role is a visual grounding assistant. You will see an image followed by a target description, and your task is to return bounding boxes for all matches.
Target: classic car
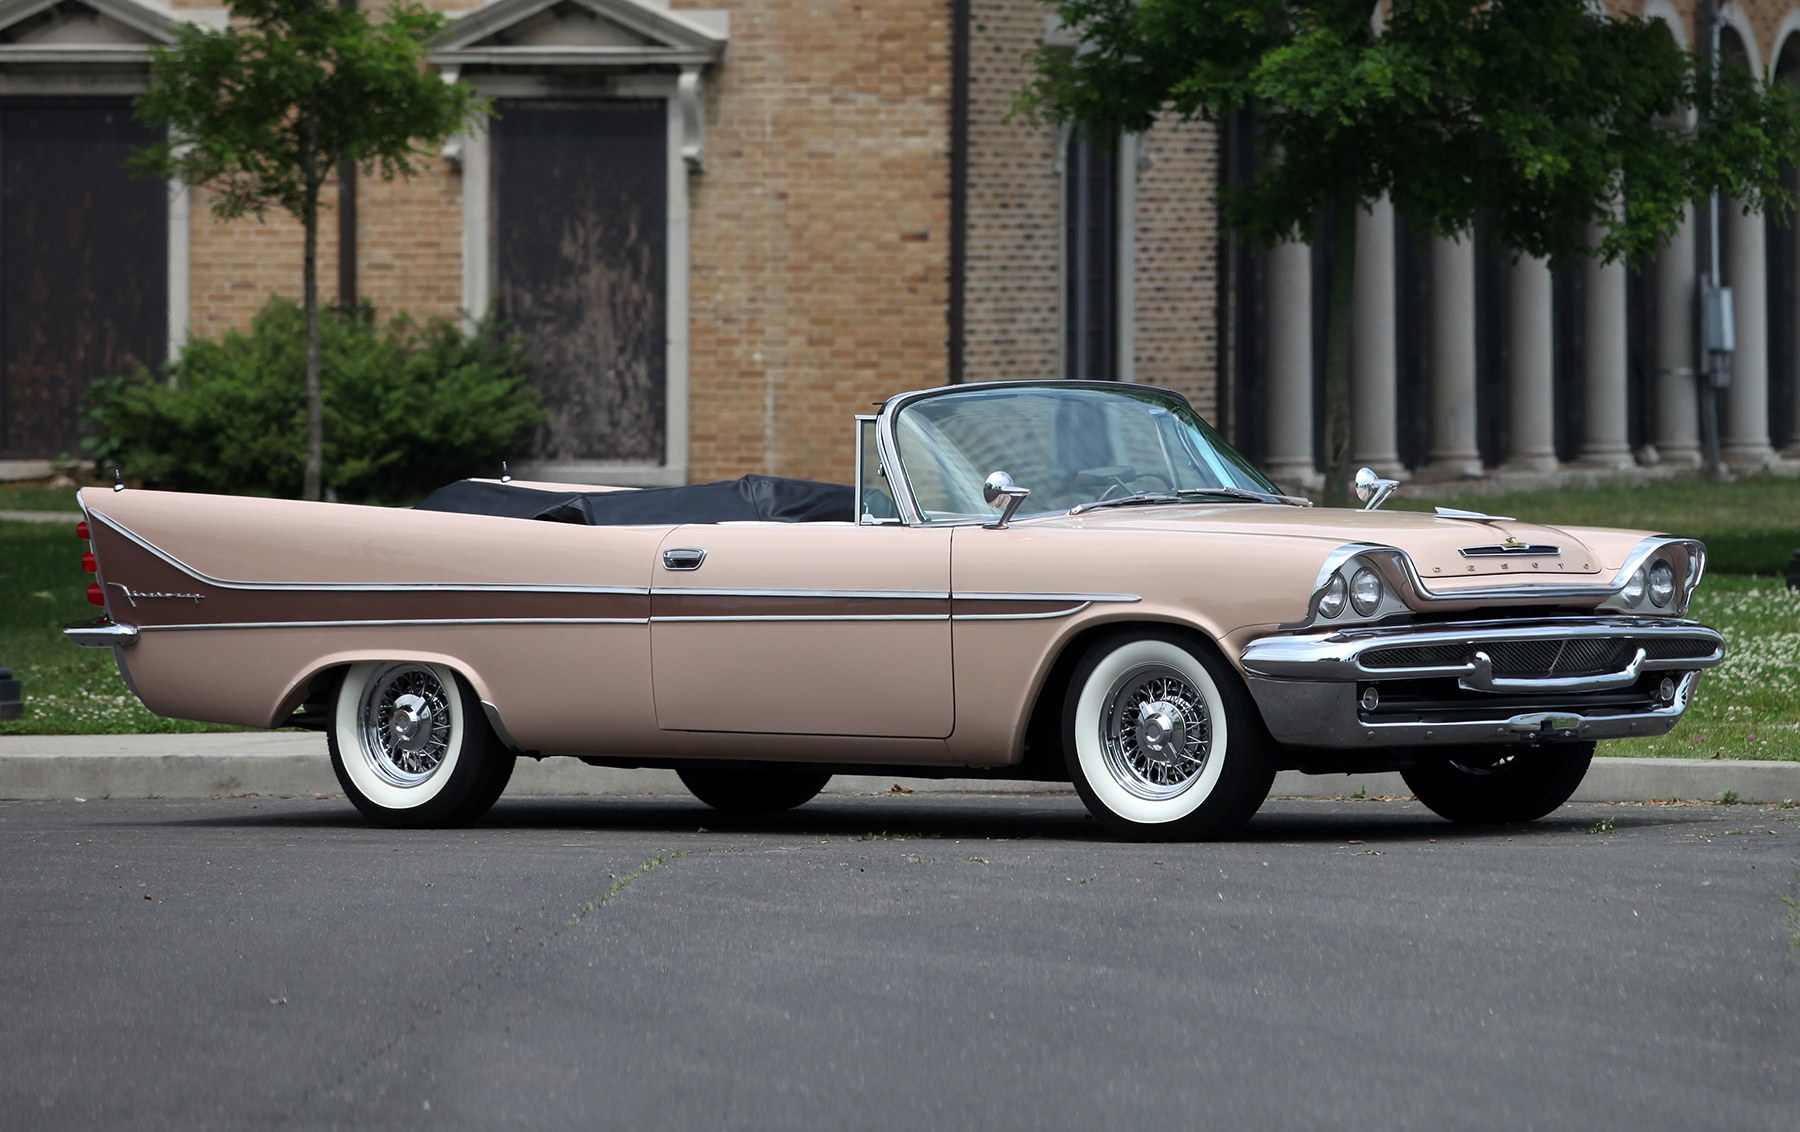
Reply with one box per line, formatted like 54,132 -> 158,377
65,380 -> 1723,839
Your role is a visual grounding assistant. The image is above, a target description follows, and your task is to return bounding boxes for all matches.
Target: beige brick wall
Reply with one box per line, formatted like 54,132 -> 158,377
676,0 -> 952,483
966,1 -> 1221,416
1131,121 -> 1222,419
354,160 -> 465,322
965,0 -> 1061,383
185,183 -> 342,341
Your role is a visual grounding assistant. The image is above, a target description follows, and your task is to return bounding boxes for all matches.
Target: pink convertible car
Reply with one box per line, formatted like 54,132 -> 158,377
67,381 -> 1722,838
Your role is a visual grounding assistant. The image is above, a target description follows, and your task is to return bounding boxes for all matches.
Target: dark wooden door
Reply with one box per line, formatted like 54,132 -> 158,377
494,100 -> 667,465
0,98 -> 167,460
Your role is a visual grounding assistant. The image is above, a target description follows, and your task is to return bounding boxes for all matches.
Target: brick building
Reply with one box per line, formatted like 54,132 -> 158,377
0,0 -> 1793,489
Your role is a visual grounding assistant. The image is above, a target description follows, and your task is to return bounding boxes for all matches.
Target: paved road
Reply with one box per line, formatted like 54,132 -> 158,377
3,793 -> 1797,1130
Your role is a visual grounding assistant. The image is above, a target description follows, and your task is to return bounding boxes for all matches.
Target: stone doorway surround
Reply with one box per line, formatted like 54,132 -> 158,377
429,0 -> 727,487
0,0 -> 191,479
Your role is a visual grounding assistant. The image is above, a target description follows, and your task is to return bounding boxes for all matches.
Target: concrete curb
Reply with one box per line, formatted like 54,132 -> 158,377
1,733 -> 1795,804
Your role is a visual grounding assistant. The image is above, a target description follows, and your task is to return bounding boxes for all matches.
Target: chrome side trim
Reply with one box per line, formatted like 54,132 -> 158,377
64,618 -> 139,648
650,587 -> 950,599
656,615 -> 947,623
953,604 -> 1093,621
955,591 -> 1140,604
138,618 -> 649,632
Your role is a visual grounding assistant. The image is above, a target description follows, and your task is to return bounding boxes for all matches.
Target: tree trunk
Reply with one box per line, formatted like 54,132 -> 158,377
302,121 -> 324,502
1320,193 -> 1359,508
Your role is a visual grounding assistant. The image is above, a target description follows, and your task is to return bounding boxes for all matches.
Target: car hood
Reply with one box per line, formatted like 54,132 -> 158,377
1033,503 -> 1627,578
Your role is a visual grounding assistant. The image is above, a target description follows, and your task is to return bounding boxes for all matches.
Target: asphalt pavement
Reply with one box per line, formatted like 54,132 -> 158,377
2,793 -> 1796,1130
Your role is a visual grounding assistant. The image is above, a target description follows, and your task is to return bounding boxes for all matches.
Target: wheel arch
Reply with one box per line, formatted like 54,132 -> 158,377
1017,618 -> 1245,779
272,649 -> 497,728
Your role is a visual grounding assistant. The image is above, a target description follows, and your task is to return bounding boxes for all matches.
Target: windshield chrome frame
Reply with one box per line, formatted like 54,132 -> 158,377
877,380 -> 1253,528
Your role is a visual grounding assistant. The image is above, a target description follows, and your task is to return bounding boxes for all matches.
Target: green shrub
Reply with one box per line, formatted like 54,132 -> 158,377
85,297 -> 543,504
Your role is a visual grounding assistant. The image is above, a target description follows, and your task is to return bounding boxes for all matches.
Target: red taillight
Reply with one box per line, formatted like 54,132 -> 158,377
87,583 -> 105,607
82,551 -> 97,573
76,520 -> 89,540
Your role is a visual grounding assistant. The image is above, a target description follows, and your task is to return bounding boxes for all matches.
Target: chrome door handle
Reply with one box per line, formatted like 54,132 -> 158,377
662,547 -> 707,571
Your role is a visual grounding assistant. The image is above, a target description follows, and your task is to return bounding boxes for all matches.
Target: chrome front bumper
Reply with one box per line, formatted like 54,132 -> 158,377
1239,617 -> 1723,749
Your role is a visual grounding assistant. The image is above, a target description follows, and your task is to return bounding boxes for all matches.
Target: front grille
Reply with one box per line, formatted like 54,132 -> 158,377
1364,644 -> 1466,669
1486,638 -> 1631,677
1643,638 -> 1711,661
1362,634 -> 1716,678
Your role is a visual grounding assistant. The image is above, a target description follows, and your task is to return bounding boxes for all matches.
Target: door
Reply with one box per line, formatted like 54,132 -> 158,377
650,525 -> 955,737
0,98 -> 166,459
492,99 -> 667,465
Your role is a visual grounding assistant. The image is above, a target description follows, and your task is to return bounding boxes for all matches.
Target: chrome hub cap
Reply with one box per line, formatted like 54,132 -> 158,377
1137,701 -> 1186,767
357,665 -> 453,788
1100,664 -> 1211,800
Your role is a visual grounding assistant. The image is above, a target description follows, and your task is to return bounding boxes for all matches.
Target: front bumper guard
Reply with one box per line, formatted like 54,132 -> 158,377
1240,617 -> 1722,749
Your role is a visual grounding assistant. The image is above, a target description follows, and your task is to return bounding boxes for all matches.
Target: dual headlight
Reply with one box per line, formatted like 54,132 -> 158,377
1317,563 -> 1386,620
1619,558 -> 1677,610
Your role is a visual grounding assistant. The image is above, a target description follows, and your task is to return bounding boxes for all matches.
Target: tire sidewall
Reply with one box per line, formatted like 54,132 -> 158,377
330,661 -> 469,815
1065,632 -> 1243,831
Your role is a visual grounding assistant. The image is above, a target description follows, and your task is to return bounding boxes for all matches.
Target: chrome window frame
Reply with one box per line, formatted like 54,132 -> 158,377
877,380 -> 1261,528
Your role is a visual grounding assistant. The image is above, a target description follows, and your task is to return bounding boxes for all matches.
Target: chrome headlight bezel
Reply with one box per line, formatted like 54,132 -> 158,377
1306,550 -> 1408,626
1599,538 -> 1705,617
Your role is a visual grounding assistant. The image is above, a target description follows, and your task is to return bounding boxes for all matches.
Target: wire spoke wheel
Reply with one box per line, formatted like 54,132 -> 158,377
328,660 -> 516,828
1064,631 -> 1273,840
357,664 -> 454,788
1099,664 -> 1211,800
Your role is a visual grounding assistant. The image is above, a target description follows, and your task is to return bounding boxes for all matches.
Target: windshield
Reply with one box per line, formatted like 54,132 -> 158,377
891,384 -> 1282,522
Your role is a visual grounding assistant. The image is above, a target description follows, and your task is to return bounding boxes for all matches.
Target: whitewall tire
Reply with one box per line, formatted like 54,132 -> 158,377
1063,630 -> 1274,840
327,661 -> 515,828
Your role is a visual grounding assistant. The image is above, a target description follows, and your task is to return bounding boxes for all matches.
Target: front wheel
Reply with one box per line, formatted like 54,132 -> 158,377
1401,742 -> 1594,825
677,766 -> 831,812
1063,630 -> 1274,840
328,661 -> 515,828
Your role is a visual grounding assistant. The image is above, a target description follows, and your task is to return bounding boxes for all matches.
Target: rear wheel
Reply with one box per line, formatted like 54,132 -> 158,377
1063,629 -> 1274,840
328,661 -> 515,828
677,766 -> 831,812
1401,742 -> 1594,824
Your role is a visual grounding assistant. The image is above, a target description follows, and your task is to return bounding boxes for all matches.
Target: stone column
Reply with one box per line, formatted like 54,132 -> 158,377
1503,254 -> 1558,473
1423,234 -> 1483,479
1351,197 -> 1405,477
1579,228 -> 1633,468
1653,204 -> 1702,466
1723,198 -> 1775,466
1263,238 -> 1317,487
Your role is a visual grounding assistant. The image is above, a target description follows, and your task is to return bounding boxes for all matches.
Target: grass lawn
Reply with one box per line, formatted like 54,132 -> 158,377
1,518 -> 242,735
0,483 -> 88,513
1,476 -> 1795,753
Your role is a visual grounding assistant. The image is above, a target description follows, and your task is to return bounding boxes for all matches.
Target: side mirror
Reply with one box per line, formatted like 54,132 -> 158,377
982,470 -> 1031,529
1354,467 -> 1399,511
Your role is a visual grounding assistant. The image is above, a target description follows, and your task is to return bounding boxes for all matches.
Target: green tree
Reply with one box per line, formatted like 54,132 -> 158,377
133,0 -> 486,501
1020,0 -> 1800,504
